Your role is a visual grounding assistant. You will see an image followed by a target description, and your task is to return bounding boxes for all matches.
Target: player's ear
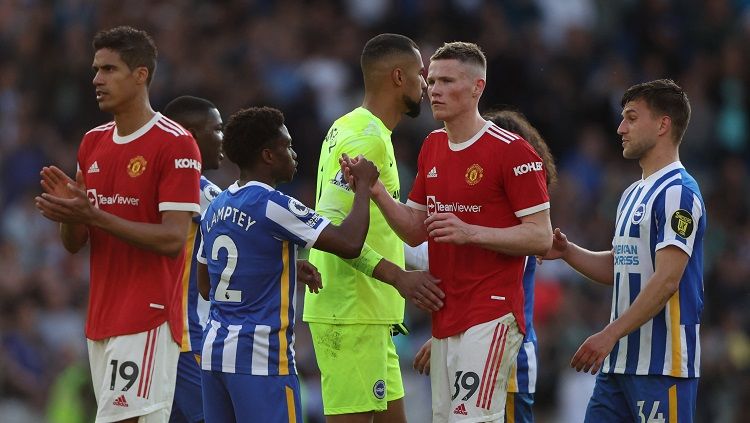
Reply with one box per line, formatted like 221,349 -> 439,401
261,148 -> 275,165
657,115 -> 671,137
392,67 -> 404,87
133,66 -> 149,86
473,78 -> 486,98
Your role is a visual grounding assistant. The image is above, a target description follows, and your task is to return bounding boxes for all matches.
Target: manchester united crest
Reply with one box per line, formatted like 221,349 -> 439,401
127,156 -> 147,177
465,164 -> 483,185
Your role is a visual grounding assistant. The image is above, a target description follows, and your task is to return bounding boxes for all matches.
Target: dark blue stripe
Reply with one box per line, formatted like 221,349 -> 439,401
515,343 -> 530,392
649,308 -> 667,374
187,228 -> 203,350
618,186 -> 643,236
625,273 -> 642,374
211,325 -> 227,372
685,324 -> 696,378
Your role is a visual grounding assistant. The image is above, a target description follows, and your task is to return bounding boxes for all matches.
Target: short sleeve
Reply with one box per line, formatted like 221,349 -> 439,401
158,135 -> 202,214
501,140 -> 550,217
654,184 -> 703,256
196,225 -> 207,264
266,192 -> 331,249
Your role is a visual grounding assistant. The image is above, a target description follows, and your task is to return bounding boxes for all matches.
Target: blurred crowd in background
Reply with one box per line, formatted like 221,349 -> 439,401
1,0 -> 749,422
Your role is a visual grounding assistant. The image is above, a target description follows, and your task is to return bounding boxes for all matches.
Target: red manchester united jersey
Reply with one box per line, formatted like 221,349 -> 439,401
78,112 -> 201,343
407,121 -> 549,339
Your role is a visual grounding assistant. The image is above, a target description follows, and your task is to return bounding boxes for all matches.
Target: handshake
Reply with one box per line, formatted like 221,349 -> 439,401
339,153 -> 379,193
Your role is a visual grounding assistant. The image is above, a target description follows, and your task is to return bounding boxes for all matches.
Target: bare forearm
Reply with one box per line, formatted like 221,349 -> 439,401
470,222 -> 552,256
334,189 -> 371,256
562,243 -> 614,285
371,189 -> 426,246
604,274 -> 679,340
89,209 -> 189,257
59,223 -> 89,253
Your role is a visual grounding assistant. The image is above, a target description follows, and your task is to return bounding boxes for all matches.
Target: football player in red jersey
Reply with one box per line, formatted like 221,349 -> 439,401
35,26 -> 201,423
344,42 -> 552,422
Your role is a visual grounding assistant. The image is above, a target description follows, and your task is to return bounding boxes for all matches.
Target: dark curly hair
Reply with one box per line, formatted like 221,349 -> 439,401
93,26 -> 158,86
484,108 -> 557,187
223,106 -> 285,168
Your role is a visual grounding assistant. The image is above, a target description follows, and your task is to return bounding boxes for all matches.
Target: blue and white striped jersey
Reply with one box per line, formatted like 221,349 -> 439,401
180,176 -> 221,353
508,257 -> 538,394
197,180 -> 330,375
604,161 -> 705,378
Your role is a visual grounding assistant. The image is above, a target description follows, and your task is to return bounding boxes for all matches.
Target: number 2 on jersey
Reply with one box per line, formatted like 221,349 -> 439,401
212,234 -> 241,302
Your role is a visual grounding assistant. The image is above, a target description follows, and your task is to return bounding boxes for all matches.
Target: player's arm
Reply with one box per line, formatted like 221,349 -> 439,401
543,228 -> 615,285
36,167 -> 192,257
571,246 -> 688,373
372,180 -> 429,246
342,154 -> 428,246
313,157 -> 379,258
197,262 -> 210,300
425,208 -> 552,257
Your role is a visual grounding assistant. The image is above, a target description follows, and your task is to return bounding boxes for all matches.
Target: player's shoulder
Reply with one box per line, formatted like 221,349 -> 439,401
484,123 -> 523,145
152,114 -> 192,140
333,108 -> 387,142
85,121 -> 116,136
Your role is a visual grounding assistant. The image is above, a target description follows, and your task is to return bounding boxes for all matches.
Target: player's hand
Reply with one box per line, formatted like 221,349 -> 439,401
394,269 -> 444,312
346,154 -> 379,193
538,228 -> 569,263
296,260 -> 323,294
424,212 -> 476,245
413,339 -> 432,375
570,330 -> 618,375
35,168 -> 96,224
40,166 -> 79,199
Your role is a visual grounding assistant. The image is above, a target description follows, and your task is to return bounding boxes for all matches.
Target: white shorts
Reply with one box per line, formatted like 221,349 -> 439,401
430,313 -> 523,423
87,322 -> 179,423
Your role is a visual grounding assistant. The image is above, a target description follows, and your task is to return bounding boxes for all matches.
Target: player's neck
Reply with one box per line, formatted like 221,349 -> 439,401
639,143 -> 680,179
113,98 -> 156,137
444,111 -> 486,143
238,169 -> 275,189
361,95 -> 401,131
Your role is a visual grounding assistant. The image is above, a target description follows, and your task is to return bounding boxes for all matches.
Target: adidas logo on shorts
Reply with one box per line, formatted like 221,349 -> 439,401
113,394 -> 129,407
453,403 -> 468,415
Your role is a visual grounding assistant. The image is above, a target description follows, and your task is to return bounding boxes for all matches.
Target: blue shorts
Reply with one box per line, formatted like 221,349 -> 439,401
201,370 -> 302,423
169,352 -> 204,423
585,372 -> 697,423
505,392 -> 534,423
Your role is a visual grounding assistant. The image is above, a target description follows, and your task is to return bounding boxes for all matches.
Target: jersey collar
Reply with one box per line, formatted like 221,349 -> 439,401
448,120 -> 492,151
228,180 -> 274,194
113,112 -> 162,144
641,161 -> 684,185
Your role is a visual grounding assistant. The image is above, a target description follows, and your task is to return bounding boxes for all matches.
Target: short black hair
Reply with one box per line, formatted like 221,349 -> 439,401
484,108 -> 557,187
93,26 -> 158,86
361,33 -> 419,71
430,41 -> 486,71
223,107 -> 285,168
621,79 -> 691,143
163,96 -> 217,125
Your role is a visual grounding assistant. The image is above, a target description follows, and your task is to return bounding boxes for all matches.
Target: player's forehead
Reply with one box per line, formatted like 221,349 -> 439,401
427,59 -> 468,79
92,48 -> 126,68
621,99 -> 650,116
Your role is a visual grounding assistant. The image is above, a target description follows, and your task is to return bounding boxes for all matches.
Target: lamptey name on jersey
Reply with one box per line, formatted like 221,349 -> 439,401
205,206 -> 257,233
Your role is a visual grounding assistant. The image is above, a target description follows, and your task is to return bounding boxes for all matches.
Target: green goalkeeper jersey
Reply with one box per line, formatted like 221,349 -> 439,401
303,107 -> 405,324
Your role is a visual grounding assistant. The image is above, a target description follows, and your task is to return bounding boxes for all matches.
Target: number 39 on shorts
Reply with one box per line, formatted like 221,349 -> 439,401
451,371 -> 480,401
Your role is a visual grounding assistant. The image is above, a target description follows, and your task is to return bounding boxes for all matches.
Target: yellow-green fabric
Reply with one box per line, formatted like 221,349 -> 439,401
309,322 -> 405,414
304,107 -> 405,324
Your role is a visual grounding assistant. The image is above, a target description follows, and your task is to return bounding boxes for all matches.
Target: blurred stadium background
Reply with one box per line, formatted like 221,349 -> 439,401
1,1 -> 749,422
